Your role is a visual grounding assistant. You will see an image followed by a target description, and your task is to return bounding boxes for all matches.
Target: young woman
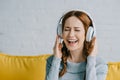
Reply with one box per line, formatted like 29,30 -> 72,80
46,10 -> 108,80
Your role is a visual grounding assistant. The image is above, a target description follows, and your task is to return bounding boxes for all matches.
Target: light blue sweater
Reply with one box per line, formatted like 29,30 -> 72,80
46,55 -> 108,80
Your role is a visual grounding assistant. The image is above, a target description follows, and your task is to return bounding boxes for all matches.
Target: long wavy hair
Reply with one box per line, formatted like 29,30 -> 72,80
59,10 -> 94,77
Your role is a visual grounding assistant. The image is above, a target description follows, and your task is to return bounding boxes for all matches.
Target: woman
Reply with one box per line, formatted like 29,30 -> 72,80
46,10 -> 108,80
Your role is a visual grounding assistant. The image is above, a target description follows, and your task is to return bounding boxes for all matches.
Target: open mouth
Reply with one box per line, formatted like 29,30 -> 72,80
67,39 -> 78,46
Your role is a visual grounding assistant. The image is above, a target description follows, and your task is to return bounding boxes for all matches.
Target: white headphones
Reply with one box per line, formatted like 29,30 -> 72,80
57,12 -> 96,42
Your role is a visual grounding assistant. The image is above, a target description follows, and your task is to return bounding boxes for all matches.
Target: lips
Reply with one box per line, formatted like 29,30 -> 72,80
67,39 -> 78,46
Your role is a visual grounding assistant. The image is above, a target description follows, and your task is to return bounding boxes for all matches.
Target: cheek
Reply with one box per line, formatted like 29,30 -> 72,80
79,32 -> 85,41
62,33 -> 68,44
62,32 -> 67,39
62,36 -> 67,44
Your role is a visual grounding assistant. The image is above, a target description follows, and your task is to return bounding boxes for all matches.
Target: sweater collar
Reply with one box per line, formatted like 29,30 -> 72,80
66,60 -> 86,73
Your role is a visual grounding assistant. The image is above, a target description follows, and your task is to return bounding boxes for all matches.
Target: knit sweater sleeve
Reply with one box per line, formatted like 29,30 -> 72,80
86,56 -> 108,80
46,55 -> 61,80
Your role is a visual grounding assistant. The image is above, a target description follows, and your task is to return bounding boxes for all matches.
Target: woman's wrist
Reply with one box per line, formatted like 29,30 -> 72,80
87,55 -> 96,66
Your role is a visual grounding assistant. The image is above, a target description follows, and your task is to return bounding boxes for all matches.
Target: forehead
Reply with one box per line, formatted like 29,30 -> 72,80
64,16 -> 84,28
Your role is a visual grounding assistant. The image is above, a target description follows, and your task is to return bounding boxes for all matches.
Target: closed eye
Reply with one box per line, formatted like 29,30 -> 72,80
64,29 -> 70,31
64,27 -> 70,31
75,29 -> 80,32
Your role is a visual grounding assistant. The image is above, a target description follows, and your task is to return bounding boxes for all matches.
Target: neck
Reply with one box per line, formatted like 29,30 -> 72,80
68,47 -> 85,63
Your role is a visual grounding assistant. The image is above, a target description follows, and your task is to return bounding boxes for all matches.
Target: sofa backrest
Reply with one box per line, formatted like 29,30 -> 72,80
0,53 -> 120,80
0,53 -> 50,80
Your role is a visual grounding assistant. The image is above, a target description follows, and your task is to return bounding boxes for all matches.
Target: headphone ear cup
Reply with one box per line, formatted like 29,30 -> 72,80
57,23 -> 62,38
86,26 -> 94,42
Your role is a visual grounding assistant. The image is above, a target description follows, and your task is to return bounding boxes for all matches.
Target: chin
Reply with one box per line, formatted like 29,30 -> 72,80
67,47 -> 78,51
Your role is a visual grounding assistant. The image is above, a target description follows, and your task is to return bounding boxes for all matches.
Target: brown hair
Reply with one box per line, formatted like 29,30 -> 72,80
59,10 -> 94,77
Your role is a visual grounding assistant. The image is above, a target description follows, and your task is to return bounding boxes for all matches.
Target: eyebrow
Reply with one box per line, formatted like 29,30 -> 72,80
64,27 -> 81,29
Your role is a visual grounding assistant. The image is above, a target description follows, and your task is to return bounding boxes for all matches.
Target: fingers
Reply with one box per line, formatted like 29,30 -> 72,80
87,37 -> 96,55
54,35 -> 62,49
55,35 -> 59,45
90,37 -> 96,47
55,35 -> 60,46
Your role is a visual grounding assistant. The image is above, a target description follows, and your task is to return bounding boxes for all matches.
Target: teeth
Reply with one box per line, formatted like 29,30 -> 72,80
68,40 -> 77,41
68,40 -> 77,43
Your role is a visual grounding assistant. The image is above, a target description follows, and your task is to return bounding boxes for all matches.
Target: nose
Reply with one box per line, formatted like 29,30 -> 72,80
69,29 -> 75,37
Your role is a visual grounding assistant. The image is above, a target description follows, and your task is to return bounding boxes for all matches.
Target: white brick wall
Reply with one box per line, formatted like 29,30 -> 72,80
0,0 -> 120,62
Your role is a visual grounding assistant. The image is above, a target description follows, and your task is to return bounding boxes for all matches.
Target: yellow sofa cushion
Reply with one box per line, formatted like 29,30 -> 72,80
106,62 -> 120,80
0,53 -> 120,80
0,53 -> 51,80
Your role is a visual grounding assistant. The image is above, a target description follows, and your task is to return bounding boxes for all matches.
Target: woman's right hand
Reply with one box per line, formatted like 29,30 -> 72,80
53,36 -> 63,59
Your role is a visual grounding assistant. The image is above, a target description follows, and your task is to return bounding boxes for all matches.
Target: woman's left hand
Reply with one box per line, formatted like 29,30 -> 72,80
87,37 -> 98,56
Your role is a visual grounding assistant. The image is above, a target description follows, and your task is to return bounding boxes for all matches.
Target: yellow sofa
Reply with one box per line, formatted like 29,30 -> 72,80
0,53 -> 120,80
